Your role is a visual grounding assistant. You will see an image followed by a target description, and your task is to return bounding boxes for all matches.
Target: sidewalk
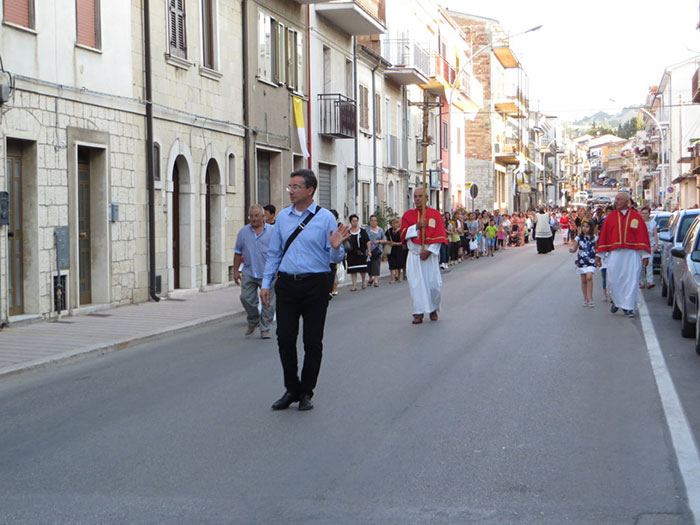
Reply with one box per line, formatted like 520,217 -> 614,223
0,260 -> 391,379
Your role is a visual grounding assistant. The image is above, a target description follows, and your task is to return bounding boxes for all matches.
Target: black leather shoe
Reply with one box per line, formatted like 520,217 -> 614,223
271,392 -> 299,410
298,394 -> 314,411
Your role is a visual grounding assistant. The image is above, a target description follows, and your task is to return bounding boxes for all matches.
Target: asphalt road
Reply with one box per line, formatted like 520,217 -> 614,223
0,241 -> 695,524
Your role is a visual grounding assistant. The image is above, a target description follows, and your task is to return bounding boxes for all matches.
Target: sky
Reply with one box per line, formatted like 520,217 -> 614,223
442,0 -> 700,121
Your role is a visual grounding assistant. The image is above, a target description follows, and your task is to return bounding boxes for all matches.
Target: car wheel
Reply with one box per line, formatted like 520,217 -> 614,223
672,290 -> 682,320
661,273 -> 668,297
681,291 -> 694,337
667,278 -> 674,306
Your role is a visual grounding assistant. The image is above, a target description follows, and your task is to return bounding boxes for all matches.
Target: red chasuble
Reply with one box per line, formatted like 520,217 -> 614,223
596,208 -> 651,254
400,207 -> 449,245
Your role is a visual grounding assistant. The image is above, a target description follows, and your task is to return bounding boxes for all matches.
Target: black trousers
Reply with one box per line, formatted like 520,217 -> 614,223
274,273 -> 331,397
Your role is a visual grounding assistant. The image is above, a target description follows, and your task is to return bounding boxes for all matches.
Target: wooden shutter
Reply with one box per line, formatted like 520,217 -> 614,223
4,0 -> 33,28
76,0 -> 99,49
202,0 -> 214,68
169,0 -> 186,58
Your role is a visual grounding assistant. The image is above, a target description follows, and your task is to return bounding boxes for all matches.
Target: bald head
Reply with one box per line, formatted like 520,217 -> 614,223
614,191 -> 630,211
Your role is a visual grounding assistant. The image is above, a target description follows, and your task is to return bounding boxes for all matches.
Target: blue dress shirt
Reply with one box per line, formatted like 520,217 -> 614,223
234,223 -> 272,279
262,201 -> 345,289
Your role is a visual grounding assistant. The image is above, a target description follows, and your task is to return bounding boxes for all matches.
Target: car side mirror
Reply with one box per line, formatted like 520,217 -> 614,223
671,247 -> 686,258
659,231 -> 672,243
691,251 -> 700,263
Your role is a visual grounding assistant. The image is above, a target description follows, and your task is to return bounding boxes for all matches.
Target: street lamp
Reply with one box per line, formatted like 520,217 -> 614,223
445,24 -> 542,211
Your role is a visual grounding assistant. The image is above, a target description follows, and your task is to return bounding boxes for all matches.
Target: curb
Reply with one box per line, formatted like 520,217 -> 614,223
0,309 -> 245,381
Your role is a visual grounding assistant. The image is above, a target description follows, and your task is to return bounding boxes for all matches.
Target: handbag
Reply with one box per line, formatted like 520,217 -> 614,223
469,239 -> 478,251
383,243 -> 392,257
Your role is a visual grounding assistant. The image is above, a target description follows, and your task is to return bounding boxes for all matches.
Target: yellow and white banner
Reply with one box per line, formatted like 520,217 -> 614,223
293,96 -> 309,158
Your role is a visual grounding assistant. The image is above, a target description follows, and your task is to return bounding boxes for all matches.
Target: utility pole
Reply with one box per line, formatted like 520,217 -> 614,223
409,95 -> 442,249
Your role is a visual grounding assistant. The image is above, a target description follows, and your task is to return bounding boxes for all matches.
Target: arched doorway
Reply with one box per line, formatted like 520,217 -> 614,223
170,155 -> 194,290
204,159 -> 222,284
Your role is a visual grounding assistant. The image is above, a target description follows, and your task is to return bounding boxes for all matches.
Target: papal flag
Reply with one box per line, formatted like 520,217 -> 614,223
293,96 -> 310,158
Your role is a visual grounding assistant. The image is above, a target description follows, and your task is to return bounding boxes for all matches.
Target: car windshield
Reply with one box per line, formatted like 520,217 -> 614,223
677,214 -> 699,241
654,215 -> 670,231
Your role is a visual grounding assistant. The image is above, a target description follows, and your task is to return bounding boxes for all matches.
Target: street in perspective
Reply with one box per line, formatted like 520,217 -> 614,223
2,0 -> 700,523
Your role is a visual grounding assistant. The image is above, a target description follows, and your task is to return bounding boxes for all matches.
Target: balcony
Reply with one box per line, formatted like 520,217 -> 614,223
495,139 -> 520,165
318,94 -> 357,139
422,54 -> 455,96
492,45 -> 520,69
693,67 -> 700,103
495,90 -> 527,118
382,39 -> 430,85
315,0 -> 386,35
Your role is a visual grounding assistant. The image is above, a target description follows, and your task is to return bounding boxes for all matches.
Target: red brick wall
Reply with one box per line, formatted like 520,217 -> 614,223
450,16 -> 493,160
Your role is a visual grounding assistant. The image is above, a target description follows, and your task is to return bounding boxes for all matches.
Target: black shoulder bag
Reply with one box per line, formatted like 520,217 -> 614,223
281,208 -> 318,260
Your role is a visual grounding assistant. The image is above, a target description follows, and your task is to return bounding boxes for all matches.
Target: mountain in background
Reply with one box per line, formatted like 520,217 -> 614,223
572,107 -> 640,128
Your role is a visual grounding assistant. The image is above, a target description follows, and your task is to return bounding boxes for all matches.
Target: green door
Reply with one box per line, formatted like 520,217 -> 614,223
78,161 -> 92,305
7,154 -> 23,316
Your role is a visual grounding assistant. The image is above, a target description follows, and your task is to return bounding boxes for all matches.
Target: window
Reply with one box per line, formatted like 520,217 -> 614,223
76,0 -> 101,49
441,119 -> 448,150
322,46 -> 331,93
257,12 -> 303,91
169,0 -> 187,59
345,59 -> 353,98
201,0 -> 216,69
359,84 -> 369,130
228,153 -> 236,186
153,143 -> 161,181
257,11 -> 272,80
4,0 -> 34,29
272,19 -> 285,84
374,93 -> 381,134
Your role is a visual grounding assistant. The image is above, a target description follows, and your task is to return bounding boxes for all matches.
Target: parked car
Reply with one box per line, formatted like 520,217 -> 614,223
651,211 -> 672,273
669,215 -> 700,349
660,209 -> 700,306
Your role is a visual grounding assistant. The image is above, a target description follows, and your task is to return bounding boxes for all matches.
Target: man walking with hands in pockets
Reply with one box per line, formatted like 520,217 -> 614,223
261,169 -> 350,411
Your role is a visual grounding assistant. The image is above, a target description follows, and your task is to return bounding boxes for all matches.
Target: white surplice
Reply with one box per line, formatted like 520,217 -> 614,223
606,248 -> 643,311
405,225 -> 442,315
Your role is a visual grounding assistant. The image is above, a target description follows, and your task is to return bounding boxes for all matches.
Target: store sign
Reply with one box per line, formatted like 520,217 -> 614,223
518,183 -> 531,193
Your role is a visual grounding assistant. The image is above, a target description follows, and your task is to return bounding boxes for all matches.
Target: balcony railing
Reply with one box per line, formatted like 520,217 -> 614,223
430,54 -> 455,85
381,39 -> 431,77
318,93 -> 356,139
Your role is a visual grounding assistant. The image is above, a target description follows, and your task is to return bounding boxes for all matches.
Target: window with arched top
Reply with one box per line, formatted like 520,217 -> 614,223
228,153 -> 236,186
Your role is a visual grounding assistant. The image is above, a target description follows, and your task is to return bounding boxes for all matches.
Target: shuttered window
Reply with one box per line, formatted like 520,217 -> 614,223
4,0 -> 34,29
359,85 -> 369,130
169,0 -> 187,59
76,0 -> 100,49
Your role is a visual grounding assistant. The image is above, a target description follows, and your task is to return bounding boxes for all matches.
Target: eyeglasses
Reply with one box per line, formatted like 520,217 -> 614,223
286,184 -> 306,192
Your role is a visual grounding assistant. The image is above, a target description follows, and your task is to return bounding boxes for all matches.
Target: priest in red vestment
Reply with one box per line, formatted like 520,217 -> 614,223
400,187 -> 448,324
595,191 -> 651,317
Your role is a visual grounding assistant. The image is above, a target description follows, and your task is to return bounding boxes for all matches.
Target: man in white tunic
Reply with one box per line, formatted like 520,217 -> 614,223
400,188 -> 449,324
595,192 -> 651,318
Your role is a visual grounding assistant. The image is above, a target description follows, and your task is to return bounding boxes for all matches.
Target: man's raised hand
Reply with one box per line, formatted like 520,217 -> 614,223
330,224 -> 351,249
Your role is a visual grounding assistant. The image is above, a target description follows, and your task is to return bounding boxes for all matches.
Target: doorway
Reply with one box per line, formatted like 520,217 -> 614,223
78,149 -> 92,305
7,153 -> 23,315
172,162 -> 181,289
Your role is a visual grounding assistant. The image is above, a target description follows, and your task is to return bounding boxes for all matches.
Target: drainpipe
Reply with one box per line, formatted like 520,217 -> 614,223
242,0 -> 251,216
353,36 -> 359,214
306,5 -> 312,169
143,0 -> 159,302
371,59 -> 380,215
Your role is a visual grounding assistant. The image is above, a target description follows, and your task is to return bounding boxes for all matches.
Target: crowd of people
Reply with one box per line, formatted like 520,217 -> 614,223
233,167 -> 654,411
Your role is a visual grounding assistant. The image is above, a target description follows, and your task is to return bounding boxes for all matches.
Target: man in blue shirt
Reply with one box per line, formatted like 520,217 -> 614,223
234,204 -> 274,339
261,169 -> 350,411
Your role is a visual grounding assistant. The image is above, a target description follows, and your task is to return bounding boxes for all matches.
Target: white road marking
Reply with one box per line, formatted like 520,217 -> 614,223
639,295 -> 700,523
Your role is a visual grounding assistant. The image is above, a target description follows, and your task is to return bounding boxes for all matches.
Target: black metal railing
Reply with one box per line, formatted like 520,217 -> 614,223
318,93 -> 356,139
